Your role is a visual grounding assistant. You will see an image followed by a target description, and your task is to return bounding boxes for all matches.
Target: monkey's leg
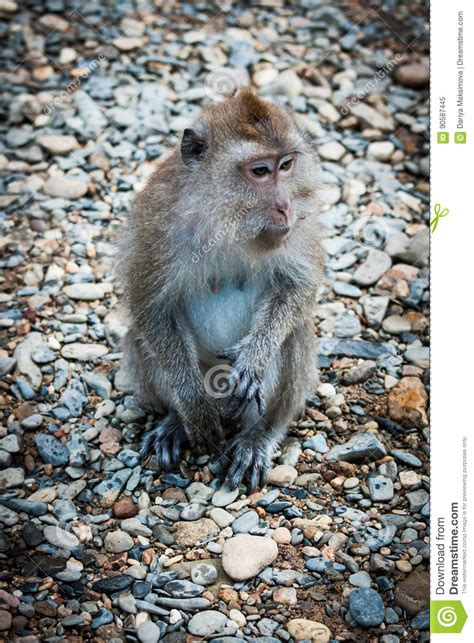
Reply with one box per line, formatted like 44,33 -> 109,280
221,325 -> 318,491
141,412 -> 190,471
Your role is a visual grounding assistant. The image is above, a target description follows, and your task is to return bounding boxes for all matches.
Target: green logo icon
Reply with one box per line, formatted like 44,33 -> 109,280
455,131 -> 467,144
437,132 -> 449,144
430,600 -> 467,633
430,203 -> 449,233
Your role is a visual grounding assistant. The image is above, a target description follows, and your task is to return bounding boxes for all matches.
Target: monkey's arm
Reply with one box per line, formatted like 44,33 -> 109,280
136,308 -> 223,448
218,268 -> 319,415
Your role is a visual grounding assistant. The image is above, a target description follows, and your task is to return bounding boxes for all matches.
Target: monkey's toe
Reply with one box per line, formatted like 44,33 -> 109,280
221,436 -> 273,492
141,416 -> 189,471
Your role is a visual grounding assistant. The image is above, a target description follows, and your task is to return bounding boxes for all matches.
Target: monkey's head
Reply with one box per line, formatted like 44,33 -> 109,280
179,88 -> 319,252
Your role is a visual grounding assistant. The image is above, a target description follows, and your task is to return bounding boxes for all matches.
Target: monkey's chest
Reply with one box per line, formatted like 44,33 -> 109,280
186,279 -> 259,364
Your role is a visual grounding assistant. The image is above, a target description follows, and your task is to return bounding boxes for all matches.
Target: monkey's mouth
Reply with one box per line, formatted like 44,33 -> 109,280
264,223 -> 290,237
258,223 -> 291,248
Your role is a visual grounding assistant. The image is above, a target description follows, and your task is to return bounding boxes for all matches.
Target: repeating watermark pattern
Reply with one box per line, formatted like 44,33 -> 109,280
204,364 -> 240,399
204,67 -> 243,101
339,53 -> 403,116
353,215 -> 390,249
191,198 -> 257,263
39,53 -> 105,118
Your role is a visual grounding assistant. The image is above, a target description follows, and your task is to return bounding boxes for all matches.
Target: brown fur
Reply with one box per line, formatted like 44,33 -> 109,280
117,89 -> 324,490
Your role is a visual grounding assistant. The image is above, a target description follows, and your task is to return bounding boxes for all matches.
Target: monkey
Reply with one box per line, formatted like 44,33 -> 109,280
116,88 -> 324,491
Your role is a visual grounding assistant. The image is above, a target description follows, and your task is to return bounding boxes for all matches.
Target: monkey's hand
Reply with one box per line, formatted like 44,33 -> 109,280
220,432 -> 275,492
181,399 -> 224,453
216,344 -> 266,417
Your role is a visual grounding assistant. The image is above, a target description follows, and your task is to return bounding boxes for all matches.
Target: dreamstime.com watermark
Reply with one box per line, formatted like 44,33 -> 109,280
40,53 -> 106,117
191,198 -> 257,263
339,53 -> 403,116
204,364 -> 240,400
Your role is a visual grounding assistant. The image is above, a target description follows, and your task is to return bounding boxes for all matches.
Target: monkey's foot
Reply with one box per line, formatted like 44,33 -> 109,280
140,414 -> 189,471
217,347 -> 266,417
220,434 -> 274,492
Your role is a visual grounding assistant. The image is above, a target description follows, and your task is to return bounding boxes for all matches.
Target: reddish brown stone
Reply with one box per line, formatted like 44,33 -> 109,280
113,497 -> 137,519
388,376 -> 428,428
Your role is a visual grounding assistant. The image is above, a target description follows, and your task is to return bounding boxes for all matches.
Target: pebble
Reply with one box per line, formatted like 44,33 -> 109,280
349,588 -> 385,627
368,474 -> 394,502
43,175 -> 88,199
326,433 -> 386,462
191,563 -> 218,586
137,621 -> 161,643
38,134 -> 79,155
268,465 -> 298,486
104,530 -> 134,553
367,141 -> 394,161
353,250 -> 392,286
303,433 -> 329,453
35,433 -> 69,466
287,619 -> 331,642
231,510 -> 260,534
319,141 -> 346,161
222,535 -> 278,580
43,525 -> 79,550
212,485 -> 239,507
188,610 -> 227,637
349,571 -> 372,588
0,468 -> 24,489
61,343 -> 109,360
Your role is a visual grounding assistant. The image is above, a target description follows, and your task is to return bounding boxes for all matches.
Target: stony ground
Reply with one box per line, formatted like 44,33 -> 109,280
0,1 -> 430,641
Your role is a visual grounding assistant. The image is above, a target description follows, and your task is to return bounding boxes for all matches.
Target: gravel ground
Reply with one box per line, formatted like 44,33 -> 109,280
0,1 -> 429,641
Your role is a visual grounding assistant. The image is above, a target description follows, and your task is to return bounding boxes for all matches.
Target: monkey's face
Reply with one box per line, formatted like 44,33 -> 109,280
179,89 -> 319,253
227,146 -> 318,251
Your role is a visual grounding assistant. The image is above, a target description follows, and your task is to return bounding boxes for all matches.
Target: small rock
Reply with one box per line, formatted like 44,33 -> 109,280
394,58 -> 429,88
368,474 -> 394,502
173,519 -> 220,547
349,588 -> 385,627
35,434 -> 69,466
188,610 -> 227,637
319,141 -> 346,161
104,530 -> 134,553
388,377 -> 428,427
137,620 -> 161,643
326,433 -> 386,462
43,175 -> 88,199
191,563 -> 218,586
367,141 -> 394,161
38,135 -> 79,155
43,525 -> 79,550
287,618 -> 331,642
268,465 -> 298,487
61,343 -> 109,360
222,535 -> 278,580
353,250 -> 392,286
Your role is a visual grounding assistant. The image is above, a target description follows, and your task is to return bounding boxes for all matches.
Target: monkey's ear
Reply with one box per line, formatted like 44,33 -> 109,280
181,128 -> 207,166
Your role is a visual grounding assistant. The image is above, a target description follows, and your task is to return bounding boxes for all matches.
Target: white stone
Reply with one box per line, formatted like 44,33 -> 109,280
222,535 -> 278,581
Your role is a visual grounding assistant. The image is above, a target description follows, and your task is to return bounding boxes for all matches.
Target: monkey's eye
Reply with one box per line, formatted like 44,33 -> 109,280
251,165 -> 270,177
279,157 -> 294,172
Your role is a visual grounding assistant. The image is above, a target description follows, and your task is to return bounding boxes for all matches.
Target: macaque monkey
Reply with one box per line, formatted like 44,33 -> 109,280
117,88 -> 324,491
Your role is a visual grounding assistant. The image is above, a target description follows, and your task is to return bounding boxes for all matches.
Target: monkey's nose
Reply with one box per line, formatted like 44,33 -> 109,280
274,200 -> 293,226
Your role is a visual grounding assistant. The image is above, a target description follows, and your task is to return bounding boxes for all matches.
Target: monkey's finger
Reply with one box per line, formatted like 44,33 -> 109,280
226,394 -> 248,418
216,348 -> 236,361
225,449 -> 252,490
233,371 -> 251,399
255,389 -> 266,417
259,461 -> 271,489
245,379 -> 259,401
248,460 -> 263,493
